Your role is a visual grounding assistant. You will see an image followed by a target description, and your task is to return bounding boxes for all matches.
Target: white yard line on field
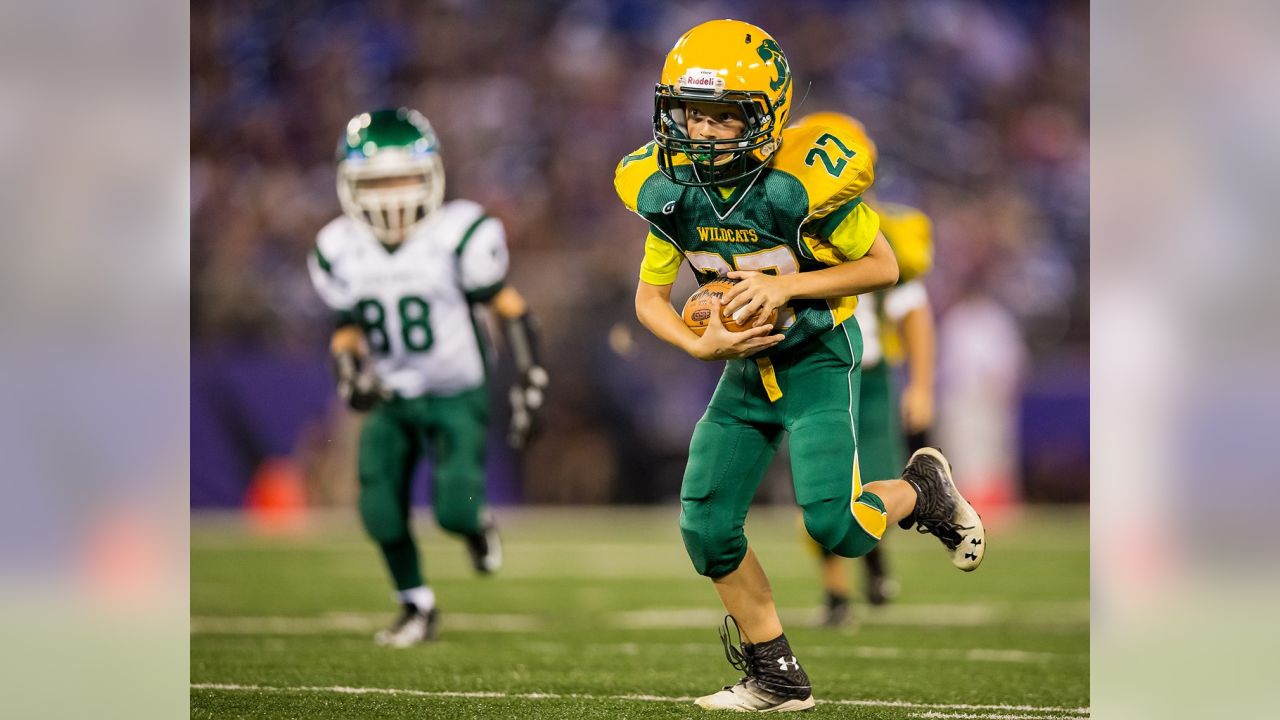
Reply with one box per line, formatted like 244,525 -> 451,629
191,600 -> 1084,637
190,615 -> 1081,664
908,713 -> 1089,720
617,602 -> 1089,628
191,683 -> 1089,715
520,640 -> 1081,665
191,612 -> 540,634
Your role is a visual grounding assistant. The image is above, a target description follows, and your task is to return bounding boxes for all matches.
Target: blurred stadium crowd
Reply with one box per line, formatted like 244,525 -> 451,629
191,0 -> 1088,506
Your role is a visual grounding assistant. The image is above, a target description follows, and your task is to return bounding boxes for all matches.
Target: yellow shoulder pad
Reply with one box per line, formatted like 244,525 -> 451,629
772,125 -> 875,219
876,201 -> 934,281
614,142 -> 663,213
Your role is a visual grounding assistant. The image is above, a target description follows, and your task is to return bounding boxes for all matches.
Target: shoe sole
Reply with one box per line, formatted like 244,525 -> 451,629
693,695 -> 816,712
910,448 -> 986,572
374,609 -> 440,647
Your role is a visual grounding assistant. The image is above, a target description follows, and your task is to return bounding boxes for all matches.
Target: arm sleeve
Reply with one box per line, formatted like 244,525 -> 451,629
638,230 -> 682,285
882,280 -> 929,322
807,199 -> 881,261
458,217 -> 510,302
308,246 -> 355,312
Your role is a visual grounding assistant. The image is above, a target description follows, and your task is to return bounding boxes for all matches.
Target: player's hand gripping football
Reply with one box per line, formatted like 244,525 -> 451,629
691,297 -> 784,360
723,270 -> 792,328
508,365 -> 548,449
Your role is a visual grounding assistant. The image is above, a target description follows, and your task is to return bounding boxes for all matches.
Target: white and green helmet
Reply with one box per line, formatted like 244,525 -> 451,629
336,108 -> 445,241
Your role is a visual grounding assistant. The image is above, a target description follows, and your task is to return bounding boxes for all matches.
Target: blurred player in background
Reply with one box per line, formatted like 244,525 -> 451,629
308,108 -> 548,647
793,112 -> 939,626
619,20 -> 984,712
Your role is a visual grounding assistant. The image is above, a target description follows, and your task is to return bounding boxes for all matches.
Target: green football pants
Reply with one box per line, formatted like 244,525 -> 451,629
814,360 -> 905,559
357,386 -> 489,590
856,362 -> 907,483
680,325 -> 889,579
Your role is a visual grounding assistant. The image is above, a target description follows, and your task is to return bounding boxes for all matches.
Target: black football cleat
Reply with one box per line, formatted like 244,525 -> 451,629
374,603 -> 439,648
898,448 -> 986,571
694,616 -> 816,712
821,590 -> 851,628
465,509 -> 502,575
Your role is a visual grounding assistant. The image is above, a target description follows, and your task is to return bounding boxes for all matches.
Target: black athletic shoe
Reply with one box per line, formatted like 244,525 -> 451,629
898,448 -> 986,571
821,590 -> 851,627
374,603 -> 439,647
693,616 -> 816,711
465,509 -> 502,575
865,575 -> 901,607
862,545 -> 898,606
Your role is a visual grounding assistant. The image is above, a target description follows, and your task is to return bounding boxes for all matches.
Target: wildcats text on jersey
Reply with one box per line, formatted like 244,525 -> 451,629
697,226 -> 760,243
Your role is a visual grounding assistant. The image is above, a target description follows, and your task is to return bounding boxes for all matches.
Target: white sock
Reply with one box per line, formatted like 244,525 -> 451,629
397,586 -> 435,612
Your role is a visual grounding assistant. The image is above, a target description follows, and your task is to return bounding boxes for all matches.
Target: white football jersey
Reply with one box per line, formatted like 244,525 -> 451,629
308,199 -> 508,397
854,280 -> 929,368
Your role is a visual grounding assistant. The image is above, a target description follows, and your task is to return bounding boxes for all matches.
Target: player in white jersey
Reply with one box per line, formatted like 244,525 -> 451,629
308,108 -> 548,647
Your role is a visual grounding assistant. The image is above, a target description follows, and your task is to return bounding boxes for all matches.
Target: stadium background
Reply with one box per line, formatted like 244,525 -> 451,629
191,0 -> 1088,513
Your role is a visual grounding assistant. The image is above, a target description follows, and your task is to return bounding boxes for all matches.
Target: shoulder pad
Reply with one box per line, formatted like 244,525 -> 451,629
428,199 -> 490,252
771,125 -> 875,220
876,201 -> 934,281
438,198 -> 485,222
434,198 -> 487,233
614,142 -> 665,214
316,216 -> 359,259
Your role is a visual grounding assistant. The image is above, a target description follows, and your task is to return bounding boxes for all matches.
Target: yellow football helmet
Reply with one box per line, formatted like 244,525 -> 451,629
794,111 -> 878,165
654,19 -> 793,187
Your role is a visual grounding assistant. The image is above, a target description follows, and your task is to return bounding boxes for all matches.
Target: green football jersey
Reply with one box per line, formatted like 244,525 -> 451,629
616,124 -> 879,356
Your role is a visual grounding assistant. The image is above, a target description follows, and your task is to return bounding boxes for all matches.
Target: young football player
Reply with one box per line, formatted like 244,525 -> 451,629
308,108 -> 547,647
616,21 -> 984,711
792,112 -> 940,626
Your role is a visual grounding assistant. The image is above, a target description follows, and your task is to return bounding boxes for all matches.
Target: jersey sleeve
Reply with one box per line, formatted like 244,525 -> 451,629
615,142 -> 660,213
811,199 -> 881,261
882,279 -> 929,321
309,223 -> 356,315
457,216 -> 509,302
772,125 -> 875,221
638,230 -> 682,285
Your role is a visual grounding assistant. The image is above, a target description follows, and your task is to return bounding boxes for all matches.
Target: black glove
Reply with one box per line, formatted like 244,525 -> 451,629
508,364 -> 548,449
504,311 -> 547,449
334,351 -> 389,412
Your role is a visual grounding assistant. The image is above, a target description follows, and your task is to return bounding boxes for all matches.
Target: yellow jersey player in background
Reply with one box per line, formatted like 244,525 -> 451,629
794,112 -> 940,626
616,20 -> 985,712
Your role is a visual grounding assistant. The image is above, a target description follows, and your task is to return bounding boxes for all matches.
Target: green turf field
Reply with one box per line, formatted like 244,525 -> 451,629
191,506 -> 1088,719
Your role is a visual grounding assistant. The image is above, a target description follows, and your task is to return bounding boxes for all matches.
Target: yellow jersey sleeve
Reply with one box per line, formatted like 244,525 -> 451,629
877,202 -> 934,282
615,142 -> 660,214
772,125 -> 875,220
823,201 -> 881,261
638,231 -> 682,285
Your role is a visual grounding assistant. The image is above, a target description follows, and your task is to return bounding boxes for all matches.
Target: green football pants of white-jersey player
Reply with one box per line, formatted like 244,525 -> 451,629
357,387 -> 489,590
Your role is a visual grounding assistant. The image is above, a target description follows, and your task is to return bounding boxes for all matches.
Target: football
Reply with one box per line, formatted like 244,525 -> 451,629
682,277 -> 778,336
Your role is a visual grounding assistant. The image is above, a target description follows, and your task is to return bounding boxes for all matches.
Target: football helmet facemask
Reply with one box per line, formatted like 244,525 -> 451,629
653,19 -> 794,187
336,108 -> 445,243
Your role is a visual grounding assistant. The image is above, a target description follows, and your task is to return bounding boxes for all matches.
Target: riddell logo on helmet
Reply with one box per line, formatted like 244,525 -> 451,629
679,69 -> 724,91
